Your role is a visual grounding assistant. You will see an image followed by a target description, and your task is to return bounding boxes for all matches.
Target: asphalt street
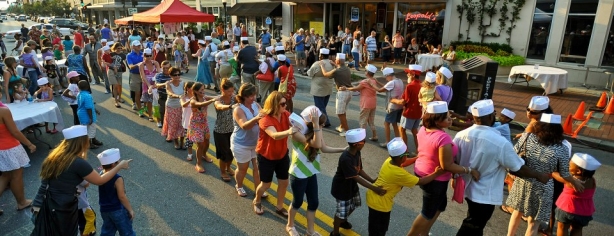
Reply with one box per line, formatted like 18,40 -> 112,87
1,20 -> 614,236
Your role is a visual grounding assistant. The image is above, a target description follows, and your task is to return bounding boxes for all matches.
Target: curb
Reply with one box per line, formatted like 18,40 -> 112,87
293,72 -> 614,152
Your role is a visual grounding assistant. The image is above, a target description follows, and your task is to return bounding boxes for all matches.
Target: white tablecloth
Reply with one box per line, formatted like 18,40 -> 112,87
417,54 -> 443,71
15,54 -> 66,76
509,65 -> 568,94
6,101 -> 64,131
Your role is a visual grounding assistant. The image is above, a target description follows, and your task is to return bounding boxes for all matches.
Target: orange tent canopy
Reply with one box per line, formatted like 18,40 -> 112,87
133,0 -> 215,23
115,16 -> 135,25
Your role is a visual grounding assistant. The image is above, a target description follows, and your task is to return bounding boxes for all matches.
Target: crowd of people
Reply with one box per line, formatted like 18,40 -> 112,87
0,22 -> 604,236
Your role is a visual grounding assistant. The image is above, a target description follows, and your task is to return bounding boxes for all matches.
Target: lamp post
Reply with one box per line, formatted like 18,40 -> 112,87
222,0 -> 227,40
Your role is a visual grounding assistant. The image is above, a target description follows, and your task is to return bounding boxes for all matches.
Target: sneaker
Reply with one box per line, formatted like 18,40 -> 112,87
335,126 -> 345,133
339,132 -> 346,137
132,104 -> 137,110
340,221 -> 352,229
379,143 -> 387,148
104,91 -> 110,94
157,122 -> 162,128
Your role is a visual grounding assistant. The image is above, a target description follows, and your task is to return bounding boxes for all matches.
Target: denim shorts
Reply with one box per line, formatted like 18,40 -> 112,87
100,208 -> 135,236
417,174 -> 449,220
555,207 -> 593,227
400,116 -> 421,130
385,109 -> 402,123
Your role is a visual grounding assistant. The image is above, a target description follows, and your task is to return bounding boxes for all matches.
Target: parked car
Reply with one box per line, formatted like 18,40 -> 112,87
0,15 -> 7,21
4,24 -> 73,42
37,16 -> 55,23
17,15 -> 26,21
48,18 -> 89,31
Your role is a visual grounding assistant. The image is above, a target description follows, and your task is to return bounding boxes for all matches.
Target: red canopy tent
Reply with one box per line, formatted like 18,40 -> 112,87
133,0 -> 215,23
115,16 -> 136,25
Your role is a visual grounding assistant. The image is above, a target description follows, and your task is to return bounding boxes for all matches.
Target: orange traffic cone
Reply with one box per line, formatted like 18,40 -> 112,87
573,111 -> 593,138
605,97 -> 614,115
596,92 -> 607,109
563,114 -> 573,135
573,101 -> 587,121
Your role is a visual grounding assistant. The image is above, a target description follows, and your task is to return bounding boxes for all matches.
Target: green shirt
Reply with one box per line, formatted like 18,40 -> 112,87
289,140 -> 321,178
54,49 -> 63,60
228,58 -> 238,76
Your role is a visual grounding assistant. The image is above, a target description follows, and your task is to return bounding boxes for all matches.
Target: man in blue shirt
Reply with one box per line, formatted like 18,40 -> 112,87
258,28 -> 272,55
365,30 -> 378,65
233,23 -> 242,44
294,29 -> 306,73
126,40 -> 144,112
100,24 -> 112,41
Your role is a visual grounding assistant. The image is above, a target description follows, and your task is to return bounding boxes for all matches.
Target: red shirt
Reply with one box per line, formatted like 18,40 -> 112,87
102,53 -> 112,69
256,111 -> 291,160
74,32 -> 84,47
278,65 -> 296,99
402,79 -> 422,119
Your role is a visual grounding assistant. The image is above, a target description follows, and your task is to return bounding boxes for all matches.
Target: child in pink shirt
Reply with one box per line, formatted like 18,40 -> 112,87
554,153 -> 600,236
343,65 -> 382,141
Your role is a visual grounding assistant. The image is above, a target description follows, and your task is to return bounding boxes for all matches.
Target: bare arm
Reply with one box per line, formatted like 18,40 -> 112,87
439,144 -> 480,180
3,70 -> 10,102
417,167 -> 445,185
191,98 -> 216,109
233,106 -> 263,130
114,177 -> 135,219
214,99 -> 236,111
264,125 -> 296,141
82,160 -> 132,185
165,83 -> 181,98
0,109 -> 36,152
509,165 -> 551,184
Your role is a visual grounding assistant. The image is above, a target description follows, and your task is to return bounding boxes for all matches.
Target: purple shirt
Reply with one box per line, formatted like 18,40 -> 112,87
436,85 -> 453,104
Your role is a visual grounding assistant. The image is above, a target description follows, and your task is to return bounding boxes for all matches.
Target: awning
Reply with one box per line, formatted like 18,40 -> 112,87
227,3 -> 282,17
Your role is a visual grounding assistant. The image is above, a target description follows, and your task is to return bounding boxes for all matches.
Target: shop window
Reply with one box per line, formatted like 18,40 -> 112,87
602,15 -> 614,66
398,3 -> 446,48
527,1 -> 554,60
559,0 -> 598,64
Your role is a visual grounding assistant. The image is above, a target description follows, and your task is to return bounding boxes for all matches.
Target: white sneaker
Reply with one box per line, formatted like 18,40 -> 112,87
339,132 -> 346,137
157,122 -> 162,128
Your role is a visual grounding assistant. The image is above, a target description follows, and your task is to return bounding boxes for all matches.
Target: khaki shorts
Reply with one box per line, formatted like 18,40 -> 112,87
335,90 -> 352,114
48,77 -> 60,87
129,73 -> 142,91
107,70 -> 123,85
359,108 -> 376,130
241,72 -> 255,85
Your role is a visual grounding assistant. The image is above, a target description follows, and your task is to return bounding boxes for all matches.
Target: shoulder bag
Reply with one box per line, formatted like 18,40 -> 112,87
279,65 -> 292,94
31,181 -> 79,236
256,58 -> 274,82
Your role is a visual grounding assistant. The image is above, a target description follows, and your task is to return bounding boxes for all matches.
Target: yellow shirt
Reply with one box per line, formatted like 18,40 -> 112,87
366,157 -> 420,212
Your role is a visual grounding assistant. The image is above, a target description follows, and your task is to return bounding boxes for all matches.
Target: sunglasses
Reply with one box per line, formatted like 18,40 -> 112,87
280,102 -> 287,107
171,73 -> 181,76
526,107 -> 542,115
144,54 -> 152,57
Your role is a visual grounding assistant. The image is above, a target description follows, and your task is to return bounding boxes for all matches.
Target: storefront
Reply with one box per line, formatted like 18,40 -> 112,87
227,2 -> 284,39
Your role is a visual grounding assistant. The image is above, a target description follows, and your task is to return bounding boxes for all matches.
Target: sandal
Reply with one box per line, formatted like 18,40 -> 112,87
115,103 -> 121,108
538,227 -> 551,236
262,192 -> 268,198
500,205 -> 513,215
221,176 -> 231,182
227,169 -> 235,176
148,118 -> 154,122
195,166 -> 205,173
49,129 -> 58,134
253,201 -> 264,215
369,137 -> 379,142
186,155 -> 193,161
46,129 -> 51,133
235,185 -> 247,197
89,144 -> 100,149
16,200 -> 32,211
286,226 -> 300,236
203,157 -> 213,163
275,207 -> 288,217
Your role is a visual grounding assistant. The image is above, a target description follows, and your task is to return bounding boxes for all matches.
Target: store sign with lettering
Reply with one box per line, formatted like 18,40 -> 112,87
405,12 -> 437,21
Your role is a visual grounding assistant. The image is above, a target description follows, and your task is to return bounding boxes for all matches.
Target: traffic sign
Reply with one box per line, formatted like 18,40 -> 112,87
128,8 -> 138,15
265,17 -> 272,25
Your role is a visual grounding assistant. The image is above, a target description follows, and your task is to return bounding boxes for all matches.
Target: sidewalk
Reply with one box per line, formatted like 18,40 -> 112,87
288,55 -> 614,151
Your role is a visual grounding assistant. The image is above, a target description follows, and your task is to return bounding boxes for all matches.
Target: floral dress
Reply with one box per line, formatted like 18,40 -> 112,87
187,98 -> 210,143
506,133 -> 571,222
140,62 -> 157,103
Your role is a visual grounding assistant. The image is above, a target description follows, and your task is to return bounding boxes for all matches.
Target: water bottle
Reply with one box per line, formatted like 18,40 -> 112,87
27,93 -> 33,103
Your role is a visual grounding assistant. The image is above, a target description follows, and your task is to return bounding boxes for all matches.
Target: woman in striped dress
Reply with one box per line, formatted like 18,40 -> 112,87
285,105 -> 346,236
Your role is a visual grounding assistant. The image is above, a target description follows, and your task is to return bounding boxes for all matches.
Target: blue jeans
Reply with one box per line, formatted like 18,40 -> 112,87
27,69 -> 40,95
313,95 -> 331,126
352,52 -> 360,70
290,175 -> 319,211
100,208 -> 135,236
342,44 -> 351,55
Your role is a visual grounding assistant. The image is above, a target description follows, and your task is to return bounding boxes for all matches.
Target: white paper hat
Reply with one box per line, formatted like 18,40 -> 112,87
240,37 -> 248,41
471,99 -> 495,117
438,67 -> 453,79
233,46 -> 240,52
289,113 -> 308,135
107,41 -> 114,46
571,153 -> 601,171
101,39 -> 107,43
198,39 -> 206,45
204,36 -> 212,41
366,64 -> 377,73
425,72 -> 436,83
300,105 -> 323,123
501,108 -> 516,119
277,54 -> 287,61
44,56 -> 53,61
382,67 -> 395,76
223,41 -> 230,46
158,34 -> 165,39
529,96 -> 550,111
275,46 -> 285,51
408,64 -> 422,71
143,48 -> 152,55
97,148 -> 121,165
426,101 -> 448,114
37,77 -> 49,86
345,128 -> 366,143
131,40 -> 141,46
540,113 -> 561,124
387,137 -> 407,157
102,45 -> 110,51
337,53 -> 345,60
319,48 -> 330,55
266,46 -> 274,53
62,125 -> 88,139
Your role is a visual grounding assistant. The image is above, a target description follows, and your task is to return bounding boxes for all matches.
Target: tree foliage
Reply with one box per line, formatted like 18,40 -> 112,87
10,0 -> 72,17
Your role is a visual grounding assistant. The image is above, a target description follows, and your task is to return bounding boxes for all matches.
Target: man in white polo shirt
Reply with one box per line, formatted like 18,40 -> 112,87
453,99 -> 551,236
